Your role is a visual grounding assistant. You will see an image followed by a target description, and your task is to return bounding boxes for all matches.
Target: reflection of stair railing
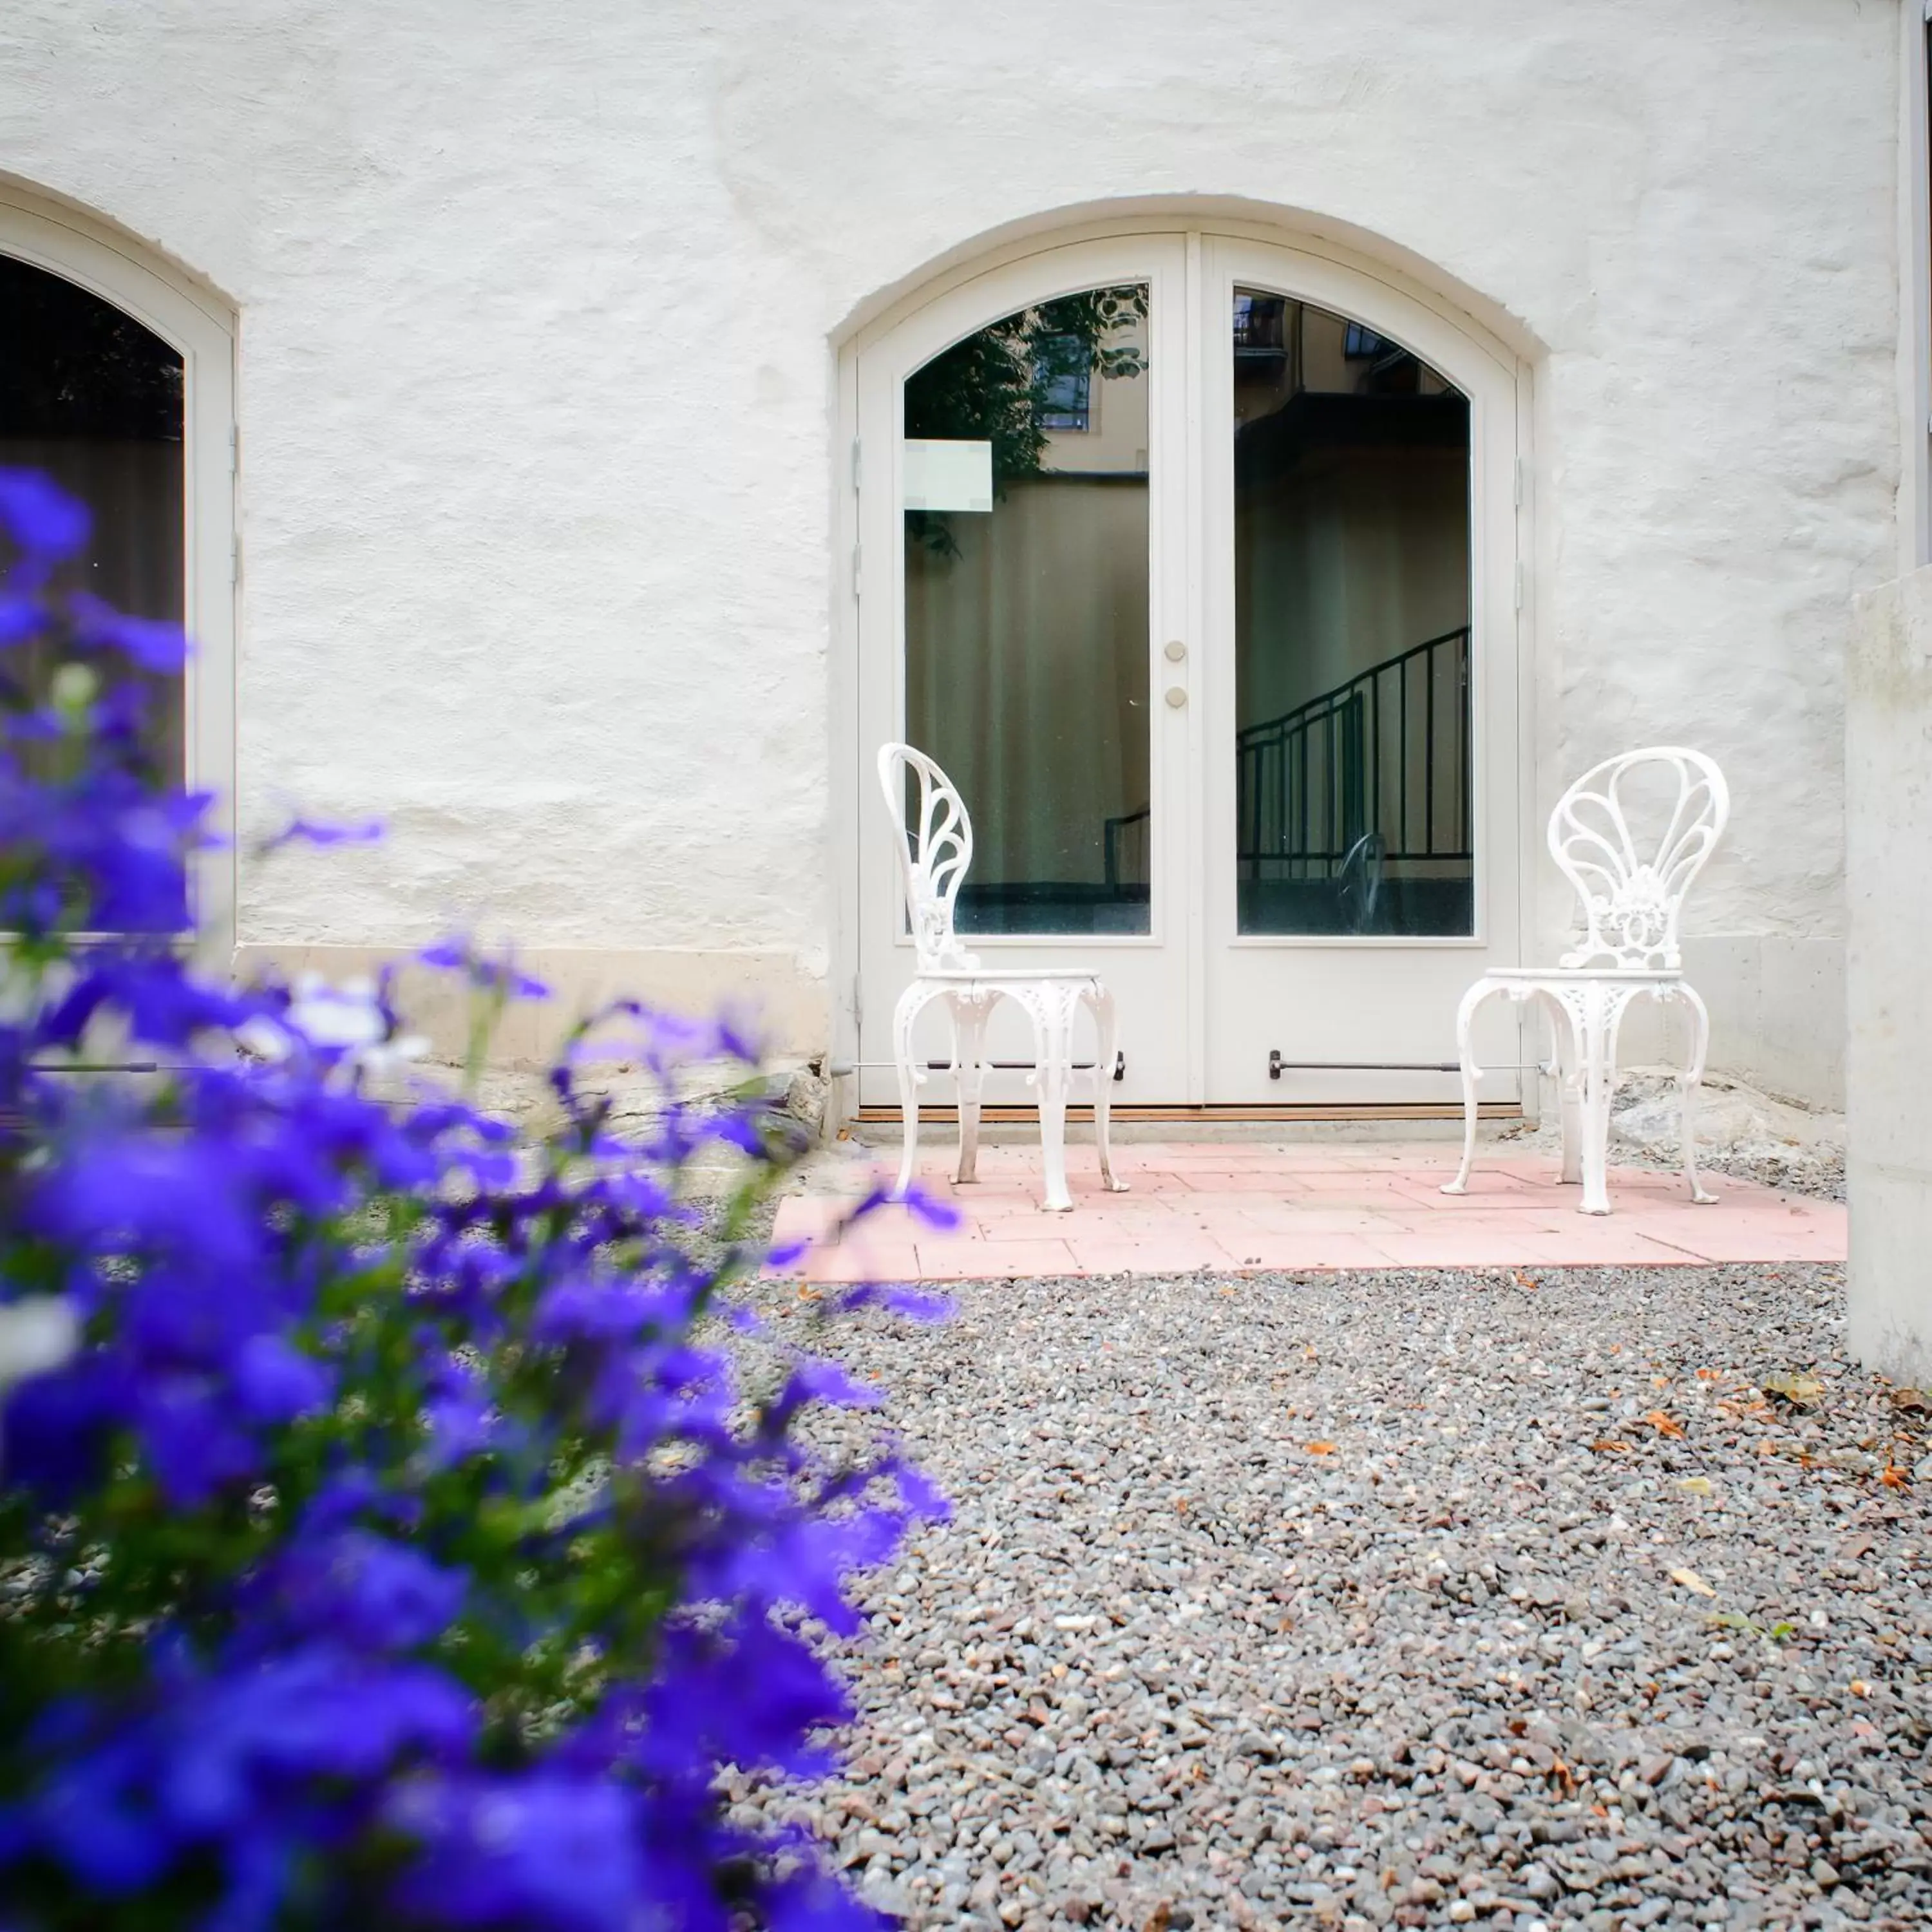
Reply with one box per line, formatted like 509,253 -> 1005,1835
1097,625 -> 1469,898
1103,804 -> 1150,895
1236,625 -> 1470,880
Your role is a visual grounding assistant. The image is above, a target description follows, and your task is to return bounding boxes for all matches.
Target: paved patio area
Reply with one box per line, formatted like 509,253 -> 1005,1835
770,1140 -> 1847,1281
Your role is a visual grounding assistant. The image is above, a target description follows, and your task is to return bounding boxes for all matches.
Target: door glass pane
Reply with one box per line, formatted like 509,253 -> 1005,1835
903,284 -> 1150,934
1,254 -> 187,788
1231,289 -> 1472,936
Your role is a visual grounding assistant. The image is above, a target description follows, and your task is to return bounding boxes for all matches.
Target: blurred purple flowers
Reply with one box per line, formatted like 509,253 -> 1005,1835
0,473 -> 943,1930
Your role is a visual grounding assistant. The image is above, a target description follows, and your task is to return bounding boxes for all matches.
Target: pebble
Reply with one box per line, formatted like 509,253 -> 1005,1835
732,1260 -> 1932,1929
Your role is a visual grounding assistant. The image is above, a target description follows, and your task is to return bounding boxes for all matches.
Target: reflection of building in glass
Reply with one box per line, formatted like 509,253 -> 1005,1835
903,293 -> 1152,934
1232,292 -> 1472,936
1034,335 -> 1092,431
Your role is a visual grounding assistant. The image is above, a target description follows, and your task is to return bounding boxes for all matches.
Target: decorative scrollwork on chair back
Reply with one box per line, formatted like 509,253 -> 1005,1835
1549,746 -> 1729,971
876,743 -> 979,972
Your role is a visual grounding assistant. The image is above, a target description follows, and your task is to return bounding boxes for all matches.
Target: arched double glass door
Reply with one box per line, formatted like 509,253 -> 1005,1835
853,232 -> 1522,1109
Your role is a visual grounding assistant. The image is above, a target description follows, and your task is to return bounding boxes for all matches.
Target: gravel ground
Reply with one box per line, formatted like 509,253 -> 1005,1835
733,1262 -> 1931,1931
1498,1072 -> 1848,1206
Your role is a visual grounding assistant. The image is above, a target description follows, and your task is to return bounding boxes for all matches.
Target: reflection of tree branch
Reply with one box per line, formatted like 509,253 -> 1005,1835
0,257 -> 183,441
902,285 -> 1147,558
904,508 -> 958,560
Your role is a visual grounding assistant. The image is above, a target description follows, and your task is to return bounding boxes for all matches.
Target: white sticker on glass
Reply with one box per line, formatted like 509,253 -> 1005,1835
902,439 -> 993,513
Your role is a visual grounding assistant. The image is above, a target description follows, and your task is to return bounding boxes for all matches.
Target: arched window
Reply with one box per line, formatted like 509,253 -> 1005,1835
1,190 -> 236,941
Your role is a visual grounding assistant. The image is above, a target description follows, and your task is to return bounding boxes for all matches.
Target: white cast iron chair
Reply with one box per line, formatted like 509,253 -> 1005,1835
878,743 -> 1128,1214
1443,746 -> 1730,1215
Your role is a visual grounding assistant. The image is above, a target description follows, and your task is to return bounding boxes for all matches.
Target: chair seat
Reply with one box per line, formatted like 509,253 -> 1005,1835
916,967 -> 1103,984
1484,965 -> 1680,982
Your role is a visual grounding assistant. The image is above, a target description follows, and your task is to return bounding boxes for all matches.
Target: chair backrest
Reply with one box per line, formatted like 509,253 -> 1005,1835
1549,746 -> 1729,971
876,743 -> 977,972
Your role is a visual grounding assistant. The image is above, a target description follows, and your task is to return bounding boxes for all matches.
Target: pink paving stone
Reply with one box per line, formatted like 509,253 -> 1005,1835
766,1141 -> 1846,1281
798,1245 -> 923,1285
1065,1239 -> 1242,1274
1361,1230 -> 1578,1267
911,1238 -> 1079,1280
1375,1209 -> 1577,1236
1204,1232 -> 1408,1272
1224,1204 -> 1412,1235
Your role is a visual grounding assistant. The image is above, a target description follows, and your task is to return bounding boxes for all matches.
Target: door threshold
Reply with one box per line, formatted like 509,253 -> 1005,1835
852,1101 -> 1522,1126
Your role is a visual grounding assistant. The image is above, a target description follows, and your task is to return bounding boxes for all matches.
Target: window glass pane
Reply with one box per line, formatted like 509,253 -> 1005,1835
1,254 -> 186,783
1232,290 -> 1472,936
903,285 -> 1150,934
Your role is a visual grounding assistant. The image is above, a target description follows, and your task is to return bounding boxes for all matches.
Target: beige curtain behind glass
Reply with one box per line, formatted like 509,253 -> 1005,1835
1,435 -> 185,777
905,472 -> 1148,900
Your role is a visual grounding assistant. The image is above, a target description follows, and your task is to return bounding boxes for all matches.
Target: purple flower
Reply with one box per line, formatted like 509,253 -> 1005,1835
0,476 -> 938,1932
69,592 -> 189,671
232,1334 -> 334,1424
268,1531 -> 468,1652
388,1773 -> 647,1931
0,592 -> 44,647
0,468 -> 91,578
257,813 -> 385,854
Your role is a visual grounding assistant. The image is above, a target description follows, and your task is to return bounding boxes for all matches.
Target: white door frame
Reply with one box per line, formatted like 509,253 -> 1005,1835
831,215 -> 1534,1111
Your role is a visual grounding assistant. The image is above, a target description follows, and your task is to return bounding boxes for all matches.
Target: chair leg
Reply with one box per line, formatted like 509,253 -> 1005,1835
1441,979 -> 1492,1195
1572,985 -> 1628,1218
891,981 -> 933,1200
1553,999 -> 1584,1186
1024,985 -> 1078,1213
950,992 -> 991,1186
1675,982 -> 1718,1206
1087,983 -> 1128,1195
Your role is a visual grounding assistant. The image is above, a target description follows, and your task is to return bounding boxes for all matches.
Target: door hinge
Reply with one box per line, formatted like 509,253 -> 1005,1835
229,424 -> 240,477
231,533 -> 242,587
851,437 -> 862,491
850,976 -> 862,1032
851,540 -> 862,601
1513,561 -> 1524,611
1513,455 -> 1524,506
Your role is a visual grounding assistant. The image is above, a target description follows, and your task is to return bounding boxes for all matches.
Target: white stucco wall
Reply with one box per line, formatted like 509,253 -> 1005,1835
0,0 -> 1900,1086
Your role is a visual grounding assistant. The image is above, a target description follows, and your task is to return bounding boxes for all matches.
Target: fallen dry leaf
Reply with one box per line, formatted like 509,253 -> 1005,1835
1890,1387 -> 1932,1416
1671,1567 -> 1717,1597
1645,1410 -> 1686,1438
1590,1439 -> 1633,1454
1678,1476 -> 1714,1497
1303,1441 -> 1337,1456
1881,1465 -> 1909,1488
1764,1371 -> 1826,1408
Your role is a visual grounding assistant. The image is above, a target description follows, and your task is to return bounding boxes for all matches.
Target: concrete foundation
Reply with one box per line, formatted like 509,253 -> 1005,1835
1848,567 -> 1932,1379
